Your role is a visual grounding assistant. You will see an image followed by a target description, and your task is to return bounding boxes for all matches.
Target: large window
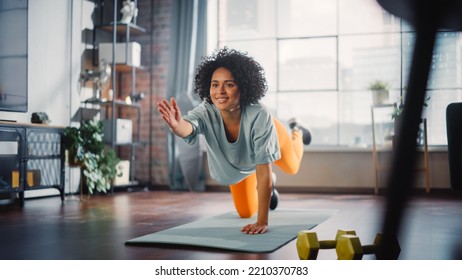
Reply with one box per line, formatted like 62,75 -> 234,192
208,0 -> 462,146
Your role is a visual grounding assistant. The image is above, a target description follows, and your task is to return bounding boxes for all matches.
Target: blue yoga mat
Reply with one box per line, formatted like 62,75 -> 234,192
125,209 -> 338,253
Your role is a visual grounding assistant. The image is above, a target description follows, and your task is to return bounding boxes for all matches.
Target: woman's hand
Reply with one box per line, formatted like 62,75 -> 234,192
157,98 -> 182,130
241,222 -> 268,235
157,98 -> 193,137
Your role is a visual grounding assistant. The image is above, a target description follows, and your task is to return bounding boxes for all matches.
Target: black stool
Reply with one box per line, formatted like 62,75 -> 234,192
376,0 -> 462,259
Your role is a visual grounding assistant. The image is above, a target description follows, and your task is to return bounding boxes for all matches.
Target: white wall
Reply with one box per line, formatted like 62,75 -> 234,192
0,0 -> 89,126
1,0 -> 92,197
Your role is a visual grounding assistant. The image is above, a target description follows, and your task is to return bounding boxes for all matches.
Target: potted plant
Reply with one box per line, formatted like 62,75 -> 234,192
81,149 -> 120,194
62,118 -> 121,194
391,92 -> 430,146
369,80 -> 390,106
391,93 -> 430,121
62,126 -> 82,166
391,96 -> 404,122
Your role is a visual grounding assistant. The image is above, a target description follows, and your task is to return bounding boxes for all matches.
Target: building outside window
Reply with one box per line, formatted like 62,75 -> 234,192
207,0 -> 462,147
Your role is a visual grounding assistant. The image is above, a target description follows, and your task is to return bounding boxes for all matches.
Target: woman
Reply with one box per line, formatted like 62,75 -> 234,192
157,47 -> 310,235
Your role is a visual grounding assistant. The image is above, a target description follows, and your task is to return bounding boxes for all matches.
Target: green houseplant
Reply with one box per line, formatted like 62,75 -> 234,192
391,96 -> 404,121
63,126 -> 82,166
369,80 -> 390,106
369,80 -> 389,91
391,92 -> 430,146
62,118 -> 121,194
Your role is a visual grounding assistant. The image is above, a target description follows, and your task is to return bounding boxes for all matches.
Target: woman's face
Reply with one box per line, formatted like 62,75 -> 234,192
210,67 -> 241,113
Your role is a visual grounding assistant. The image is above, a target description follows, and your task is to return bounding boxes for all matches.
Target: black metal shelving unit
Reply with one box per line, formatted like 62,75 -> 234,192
91,0 -> 146,189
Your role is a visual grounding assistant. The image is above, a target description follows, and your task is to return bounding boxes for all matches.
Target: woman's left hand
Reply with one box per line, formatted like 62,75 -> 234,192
241,223 -> 268,235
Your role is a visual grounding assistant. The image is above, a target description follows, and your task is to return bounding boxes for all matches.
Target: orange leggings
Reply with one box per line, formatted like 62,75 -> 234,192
229,118 -> 304,218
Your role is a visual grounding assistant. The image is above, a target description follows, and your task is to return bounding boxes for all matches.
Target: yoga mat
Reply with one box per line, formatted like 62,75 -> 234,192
125,209 -> 338,253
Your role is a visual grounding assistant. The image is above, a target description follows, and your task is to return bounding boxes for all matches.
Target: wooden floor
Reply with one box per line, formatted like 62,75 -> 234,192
1,189 -> 462,260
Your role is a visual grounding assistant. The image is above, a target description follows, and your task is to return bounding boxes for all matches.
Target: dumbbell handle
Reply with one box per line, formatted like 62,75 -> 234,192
318,240 -> 337,249
361,244 -> 378,255
337,234 -> 400,260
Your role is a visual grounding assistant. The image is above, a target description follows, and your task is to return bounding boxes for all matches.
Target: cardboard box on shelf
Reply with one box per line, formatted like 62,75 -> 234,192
103,119 -> 133,144
98,42 -> 141,67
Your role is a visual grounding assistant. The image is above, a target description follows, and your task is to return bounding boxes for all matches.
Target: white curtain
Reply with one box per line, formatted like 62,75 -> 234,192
166,0 -> 207,191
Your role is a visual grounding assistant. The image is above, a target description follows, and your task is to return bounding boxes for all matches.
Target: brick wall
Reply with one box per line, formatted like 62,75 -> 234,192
118,0 -> 172,187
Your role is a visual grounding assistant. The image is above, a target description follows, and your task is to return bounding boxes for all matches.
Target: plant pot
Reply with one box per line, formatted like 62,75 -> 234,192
66,149 -> 82,167
372,89 -> 389,106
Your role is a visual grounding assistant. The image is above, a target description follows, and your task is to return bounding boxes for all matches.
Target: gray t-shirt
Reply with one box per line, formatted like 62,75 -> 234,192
182,102 -> 281,185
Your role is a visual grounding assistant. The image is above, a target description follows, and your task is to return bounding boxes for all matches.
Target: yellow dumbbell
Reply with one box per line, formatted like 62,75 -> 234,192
336,233 -> 401,260
296,229 -> 357,260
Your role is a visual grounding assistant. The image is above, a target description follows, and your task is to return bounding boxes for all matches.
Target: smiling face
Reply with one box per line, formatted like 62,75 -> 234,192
210,67 -> 241,113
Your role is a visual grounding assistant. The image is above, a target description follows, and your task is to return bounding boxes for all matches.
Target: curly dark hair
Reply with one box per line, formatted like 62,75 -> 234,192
193,47 -> 268,106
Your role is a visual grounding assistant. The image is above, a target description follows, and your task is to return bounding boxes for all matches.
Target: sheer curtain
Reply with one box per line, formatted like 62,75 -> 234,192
166,0 -> 207,190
